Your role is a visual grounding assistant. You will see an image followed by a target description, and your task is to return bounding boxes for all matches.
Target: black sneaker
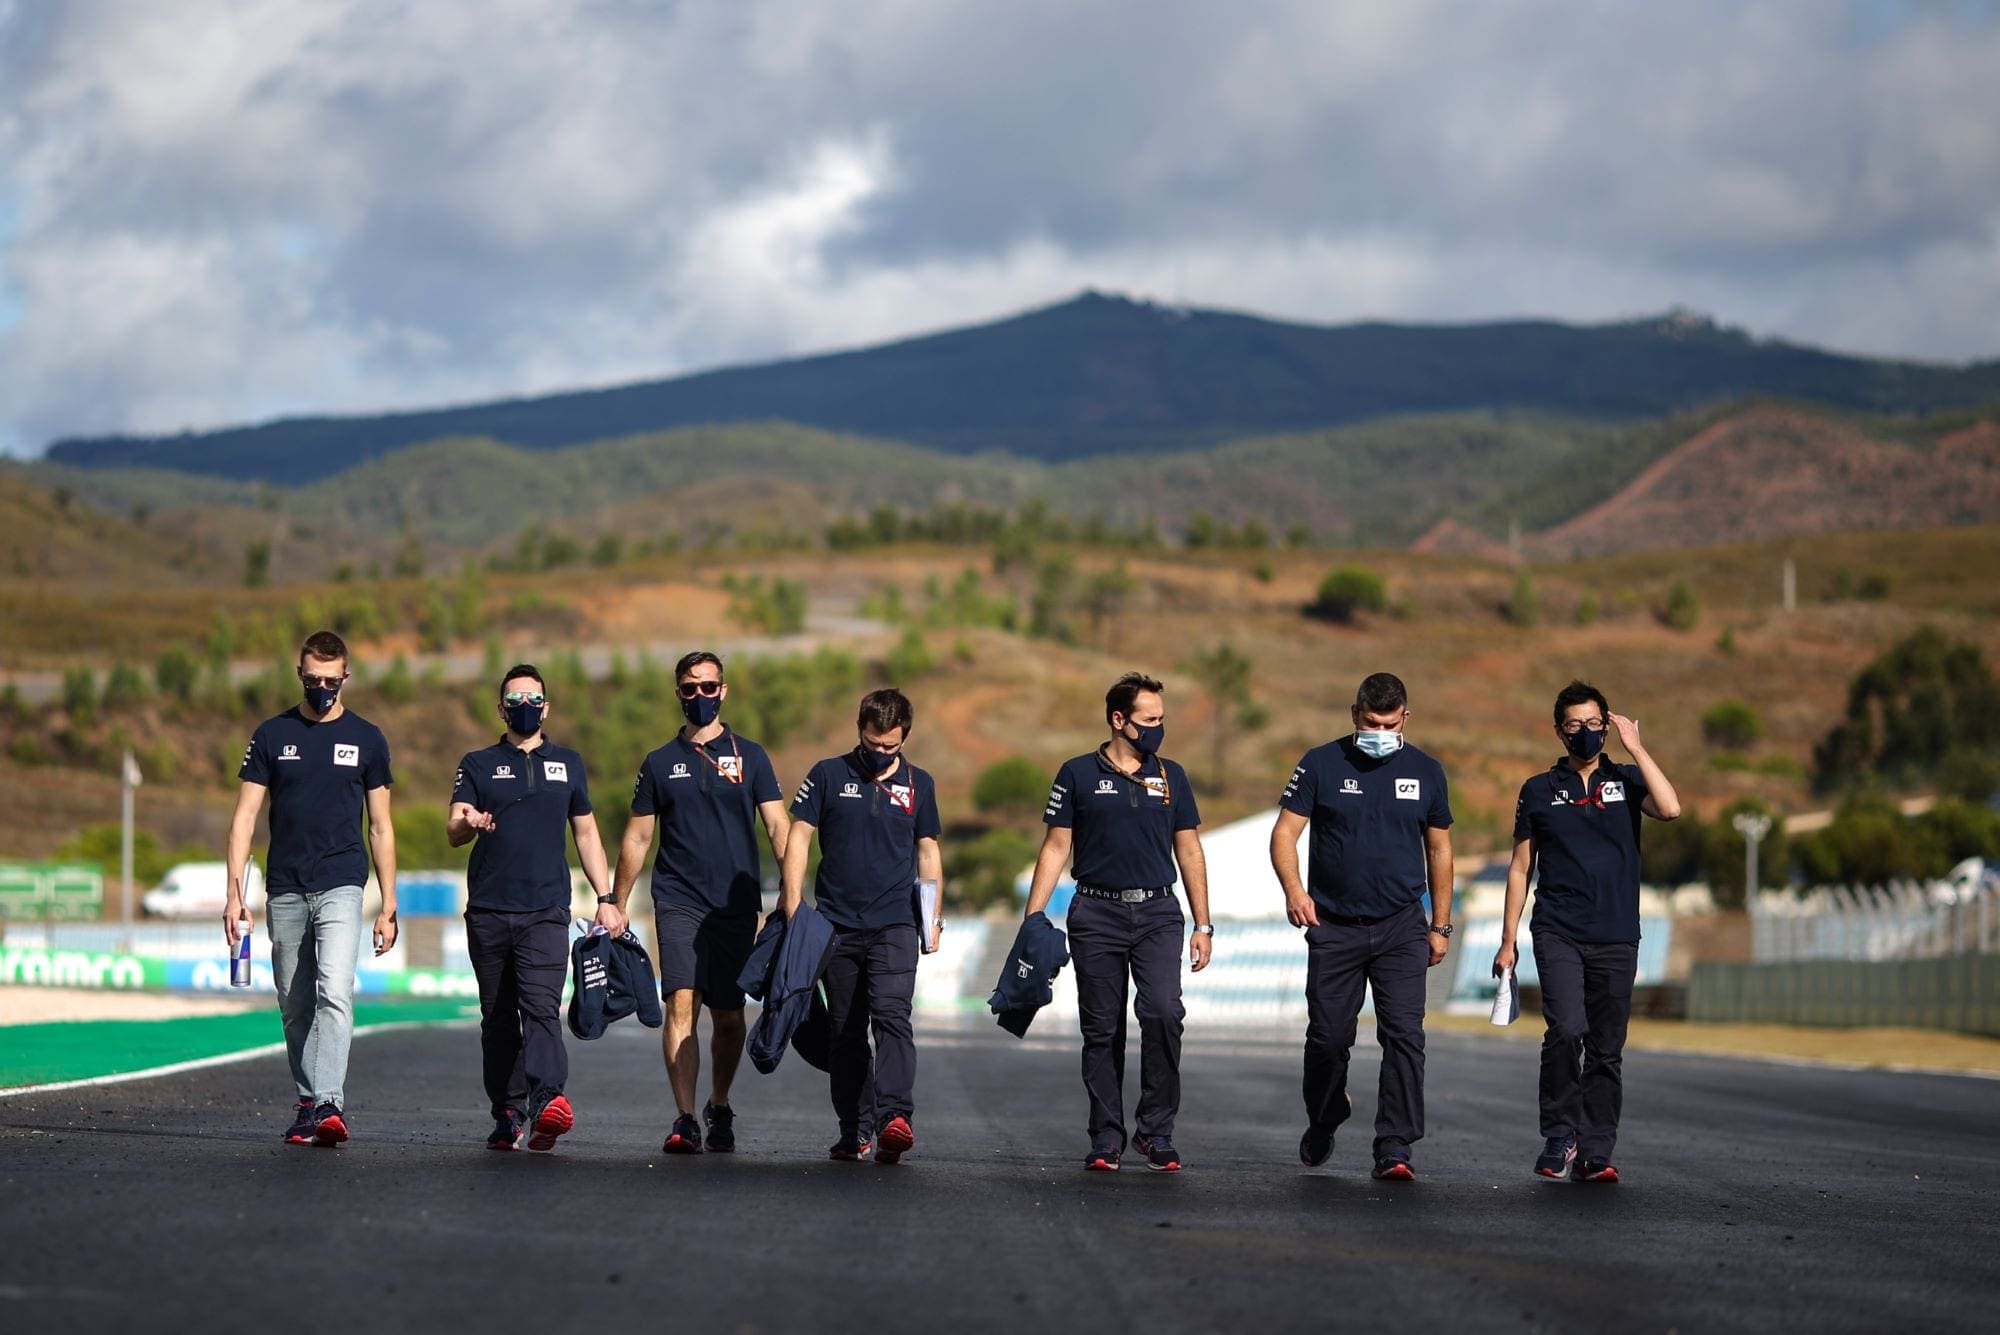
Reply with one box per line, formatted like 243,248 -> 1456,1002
1300,1125 -> 1333,1167
1371,1157 -> 1415,1181
829,1132 -> 873,1161
283,1098 -> 316,1145
1535,1135 -> 1578,1178
1084,1145 -> 1121,1172
662,1111 -> 702,1154
703,1101 -> 736,1153
311,1102 -> 348,1147
1132,1133 -> 1182,1172
487,1108 -> 525,1152
1573,1158 -> 1620,1184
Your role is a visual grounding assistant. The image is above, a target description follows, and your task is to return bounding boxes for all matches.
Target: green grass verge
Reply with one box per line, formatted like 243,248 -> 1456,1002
0,999 -> 475,1089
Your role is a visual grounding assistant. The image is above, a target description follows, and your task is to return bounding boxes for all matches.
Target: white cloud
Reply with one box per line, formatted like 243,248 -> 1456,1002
1,0 -> 1997,455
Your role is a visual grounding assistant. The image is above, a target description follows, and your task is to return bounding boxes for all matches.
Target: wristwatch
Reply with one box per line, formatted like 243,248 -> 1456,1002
1429,922 -> 1453,938
1193,923 -> 1215,936
596,894 -> 617,905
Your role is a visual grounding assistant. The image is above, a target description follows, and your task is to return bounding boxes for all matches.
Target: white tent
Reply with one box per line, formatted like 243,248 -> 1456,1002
1197,808 -> 1298,920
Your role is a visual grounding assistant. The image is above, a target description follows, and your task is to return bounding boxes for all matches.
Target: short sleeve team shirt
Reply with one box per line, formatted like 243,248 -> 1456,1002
451,736 -> 593,912
239,706 -> 393,895
790,751 -> 942,931
1043,749 -> 1200,890
631,727 -> 783,916
1513,758 -> 1651,944
1278,737 -> 1452,919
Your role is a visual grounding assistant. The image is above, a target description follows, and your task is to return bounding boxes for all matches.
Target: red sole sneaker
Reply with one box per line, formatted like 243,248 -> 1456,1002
1578,1164 -> 1620,1184
312,1114 -> 348,1147
661,1134 -> 701,1155
526,1096 -> 574,1152
875,1116 -> 914,1164
1085,1155 -> 1120,1172
1372,1161 -> 1415,1182
829,1141 -> 873,1162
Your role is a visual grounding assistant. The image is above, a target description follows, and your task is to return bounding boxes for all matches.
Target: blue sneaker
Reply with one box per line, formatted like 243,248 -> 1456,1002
1535,1135 -> 1577,1178
1132,1133 -> 1182,1172
487,1108 -> 525,1152
283,1098 -> 316,1145
703,1101 -> 736,1153
662,1111 -> 701,1154
1085,1145 -> 1121,1172
311,1102 -> 348,1147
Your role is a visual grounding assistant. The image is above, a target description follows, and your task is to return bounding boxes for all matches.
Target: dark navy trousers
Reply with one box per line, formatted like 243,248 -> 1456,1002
1068,892 -> 1185,1150
465,904 -> 571,1119
1532,931 -> 1638,1161
823,923 -> 918,1135
1302,900 -> 1429,1161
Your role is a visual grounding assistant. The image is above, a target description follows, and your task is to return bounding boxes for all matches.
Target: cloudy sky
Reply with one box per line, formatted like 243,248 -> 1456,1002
2,0 -> 1997,455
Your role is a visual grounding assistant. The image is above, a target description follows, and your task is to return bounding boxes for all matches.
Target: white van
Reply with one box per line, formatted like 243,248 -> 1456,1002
142,861 -> 266,918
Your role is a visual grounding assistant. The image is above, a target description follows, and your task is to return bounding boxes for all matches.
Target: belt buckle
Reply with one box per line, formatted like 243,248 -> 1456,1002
1120,888 -> 1147,904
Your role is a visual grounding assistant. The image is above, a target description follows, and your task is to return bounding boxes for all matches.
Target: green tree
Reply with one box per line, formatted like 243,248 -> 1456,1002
1700,699 -> 1763,749
1083,560 -> 1137,647
1660,580 -> 1700,631
945,827 -> 1037,911
590,534 -> 624,568
1028,553 -> 1076,642
243,537 -> 271,589
972,756 -> 1049,821
1639,811 -> 1705,887
1181,641 -> 1265,792
883,627 -> 934,683
62,667 -> 99,725
103,662 -> 151,709
1811,626 -> 2000,794
154,647 -> 199,701
1700,799 -> 1787,908
1305,566 -> 1387,624
1791,796 -> 1933,886
1501,572 -> 1538,628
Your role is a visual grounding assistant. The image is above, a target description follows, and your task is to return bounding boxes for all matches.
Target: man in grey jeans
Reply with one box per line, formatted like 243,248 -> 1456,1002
226,629 -> 399,1147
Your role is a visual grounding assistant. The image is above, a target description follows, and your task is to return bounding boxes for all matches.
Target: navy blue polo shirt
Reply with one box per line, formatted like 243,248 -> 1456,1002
1043,749 -> 1200,889
239,707 -> 393,895
451,736 -> 594,912
1514,758 -> 1651,944
790,751 -> 941,931
631,727 -> 783,916
1279,737 -> 1453,919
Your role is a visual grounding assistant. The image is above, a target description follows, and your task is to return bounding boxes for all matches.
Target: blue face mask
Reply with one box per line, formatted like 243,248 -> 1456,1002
1563,726 -> 1607,761
1123,721 -> 1165,757
681,693 -> 721,728
859,745 -> 898,775
1353,729 -> 1403,759
302,684 -> 340,715
505,701 -> 545,737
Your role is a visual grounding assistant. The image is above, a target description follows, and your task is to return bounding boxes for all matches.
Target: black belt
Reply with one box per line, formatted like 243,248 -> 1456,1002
1323,904 -> 1416,927
1074,884 -> 1171,903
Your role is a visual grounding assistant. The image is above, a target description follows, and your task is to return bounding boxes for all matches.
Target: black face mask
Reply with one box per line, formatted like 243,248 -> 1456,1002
1563,726 -> 1606,761
858,745 -> 898,775
505,702 -> 545,737
303,684 -> 340,714
1123,721 -> 1165,757
681,693 -> 721,728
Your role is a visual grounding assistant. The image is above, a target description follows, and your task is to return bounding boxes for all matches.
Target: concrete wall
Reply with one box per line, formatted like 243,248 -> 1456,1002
1688,955 -> 2000,1037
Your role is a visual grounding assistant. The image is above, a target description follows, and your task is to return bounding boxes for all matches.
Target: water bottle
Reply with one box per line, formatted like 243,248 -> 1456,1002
231,917 -> 253,987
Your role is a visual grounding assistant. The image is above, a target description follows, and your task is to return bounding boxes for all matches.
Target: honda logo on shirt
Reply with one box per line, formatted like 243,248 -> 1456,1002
671,762 -> 691,779
333,744 -> 360,767
1096,779 -> 1118,794
1340,778 -> 1361,794
1395,778 -> 1421,801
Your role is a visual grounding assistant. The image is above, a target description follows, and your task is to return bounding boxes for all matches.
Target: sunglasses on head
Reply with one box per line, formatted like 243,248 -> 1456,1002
298,671 -> 348,690
677,680 -> 723,698
502,691 -> 547,707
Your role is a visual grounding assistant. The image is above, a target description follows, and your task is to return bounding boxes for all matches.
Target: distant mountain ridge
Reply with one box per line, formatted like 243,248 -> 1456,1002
45,291 -> 2000,483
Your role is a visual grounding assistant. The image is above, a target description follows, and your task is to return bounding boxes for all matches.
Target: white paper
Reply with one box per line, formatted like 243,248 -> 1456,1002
1490,964 -> 1520,1026
917,878 -> 941,954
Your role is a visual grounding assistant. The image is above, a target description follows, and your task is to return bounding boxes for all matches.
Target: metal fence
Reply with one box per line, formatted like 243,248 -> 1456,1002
1749,864 -> 1999,964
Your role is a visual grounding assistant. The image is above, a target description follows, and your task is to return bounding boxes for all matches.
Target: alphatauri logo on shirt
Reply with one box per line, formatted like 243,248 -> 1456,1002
333,744 -> 360,767
1600,782 -> 1626,803
1395,778 -> 1421,801
717,756 -> 743,781
543,761 -> 568,783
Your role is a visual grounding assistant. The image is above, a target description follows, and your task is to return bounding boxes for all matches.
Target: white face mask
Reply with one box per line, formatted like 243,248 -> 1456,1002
1353,729 -> 1404,759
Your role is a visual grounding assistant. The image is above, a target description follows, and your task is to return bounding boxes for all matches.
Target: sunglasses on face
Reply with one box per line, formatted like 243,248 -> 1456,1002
503,691 -> 547,707
677,680 -> 724,698
1559,719 -> 1607,735
299,672 -> 348,690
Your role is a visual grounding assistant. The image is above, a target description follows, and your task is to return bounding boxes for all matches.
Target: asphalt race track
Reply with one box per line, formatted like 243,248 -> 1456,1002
2,1016 -> 1996,1334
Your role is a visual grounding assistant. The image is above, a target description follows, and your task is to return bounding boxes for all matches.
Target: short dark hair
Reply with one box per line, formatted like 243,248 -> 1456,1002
298,630 -> 348,667
1105,671 -> 1164,726
674,650 -> 723,682
499,663 -> 546,698
1553,679 -> 1609,728
1354,672 -> 1408,715
857,687 -> 913,735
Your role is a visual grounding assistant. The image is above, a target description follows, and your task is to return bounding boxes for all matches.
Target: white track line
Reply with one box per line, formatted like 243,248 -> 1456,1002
0,1018 -> 470,1099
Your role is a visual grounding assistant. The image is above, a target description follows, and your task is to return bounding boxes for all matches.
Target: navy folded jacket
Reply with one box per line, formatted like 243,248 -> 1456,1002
567,929 -> 664,1040
739,902 -> 838,1074
989,911 -> 1070,1037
